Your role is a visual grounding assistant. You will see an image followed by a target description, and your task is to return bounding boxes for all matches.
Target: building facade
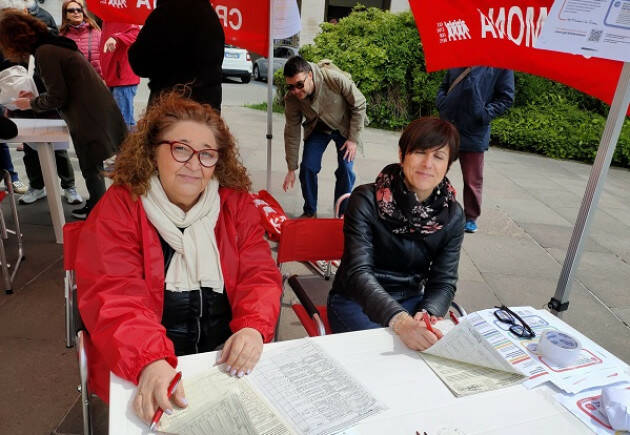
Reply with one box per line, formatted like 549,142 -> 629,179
299,0 -> 410,46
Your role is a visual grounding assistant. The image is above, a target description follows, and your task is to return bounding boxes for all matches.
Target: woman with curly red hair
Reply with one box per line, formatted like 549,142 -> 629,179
75,92 -> 282,424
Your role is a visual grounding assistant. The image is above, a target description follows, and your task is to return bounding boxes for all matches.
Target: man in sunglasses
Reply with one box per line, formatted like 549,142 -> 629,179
282,56 -> 366,218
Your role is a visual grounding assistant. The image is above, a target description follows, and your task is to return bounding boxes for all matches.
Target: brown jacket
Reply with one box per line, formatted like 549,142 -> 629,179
283,62 -> 367,171
31,44 -> 126,170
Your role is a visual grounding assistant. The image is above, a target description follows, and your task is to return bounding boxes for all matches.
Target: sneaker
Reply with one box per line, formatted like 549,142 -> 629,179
71,204 -> 92,220
19,187 -> 46,204
63,187 -> 83,205
464,220 -> 478,233
298,212 -> 317,218
11,181 -> 27,194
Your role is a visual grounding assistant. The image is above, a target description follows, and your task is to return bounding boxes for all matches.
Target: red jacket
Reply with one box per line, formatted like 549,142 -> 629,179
99,22 -> 140,87
76,185 -> 282,402
60,24 -> 102,77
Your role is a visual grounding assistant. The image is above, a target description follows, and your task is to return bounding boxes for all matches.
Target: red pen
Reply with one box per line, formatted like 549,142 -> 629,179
422,311 -> 435,334
148,371 -> 182,431
449,310 -> 459,325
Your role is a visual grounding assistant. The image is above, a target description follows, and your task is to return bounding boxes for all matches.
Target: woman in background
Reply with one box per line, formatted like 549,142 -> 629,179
59,0 -> 102,77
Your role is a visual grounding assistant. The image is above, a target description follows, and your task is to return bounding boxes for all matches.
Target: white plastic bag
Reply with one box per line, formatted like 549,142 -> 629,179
0,56 -> 39,110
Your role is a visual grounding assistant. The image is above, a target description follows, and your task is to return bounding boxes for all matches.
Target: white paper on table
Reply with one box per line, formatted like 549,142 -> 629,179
476,307 -> 629,394
535,0 -> 630,62
160,366 -> 294,435
556,384 -> 630,435
249,339 -> 385,435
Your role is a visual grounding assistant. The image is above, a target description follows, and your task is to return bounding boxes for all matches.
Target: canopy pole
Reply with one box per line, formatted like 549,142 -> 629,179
549,61 -> 630,318
265,0 -> 274,191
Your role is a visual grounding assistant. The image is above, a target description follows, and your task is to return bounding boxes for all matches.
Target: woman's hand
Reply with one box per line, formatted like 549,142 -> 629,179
216,327 -> 263,377
133,359 -> 187,425
413,311 -> 443,324
14,98 -> 31,110
396,315 -> 442,351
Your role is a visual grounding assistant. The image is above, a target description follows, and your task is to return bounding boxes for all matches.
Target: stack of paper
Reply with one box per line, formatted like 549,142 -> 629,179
160,340 -> 384,435
419,307 -> 630,398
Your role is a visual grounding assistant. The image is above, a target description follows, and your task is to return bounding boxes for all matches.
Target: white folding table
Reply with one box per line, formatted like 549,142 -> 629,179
9,118 -> 70,244
109,326 -> 609,434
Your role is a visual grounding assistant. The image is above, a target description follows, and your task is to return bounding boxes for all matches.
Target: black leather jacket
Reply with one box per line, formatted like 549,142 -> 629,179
330,184 -> 465,326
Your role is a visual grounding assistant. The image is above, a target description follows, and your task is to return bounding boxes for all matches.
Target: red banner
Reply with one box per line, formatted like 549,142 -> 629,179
86,1 -> 270,56
409,0 -> 625,111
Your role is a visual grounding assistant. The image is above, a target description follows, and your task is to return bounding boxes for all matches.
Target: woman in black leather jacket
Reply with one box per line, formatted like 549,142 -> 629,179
327,117 -> 465,350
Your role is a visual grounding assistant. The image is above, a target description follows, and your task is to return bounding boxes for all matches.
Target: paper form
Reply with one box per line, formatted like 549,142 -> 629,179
419,314 -> 526,396
160,366 -> 293,435
476,307 -> 630,393
250,340 -> 385,435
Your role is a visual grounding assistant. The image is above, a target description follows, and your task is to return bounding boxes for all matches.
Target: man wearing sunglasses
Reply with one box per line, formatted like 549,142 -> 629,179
282,56 -> 366,218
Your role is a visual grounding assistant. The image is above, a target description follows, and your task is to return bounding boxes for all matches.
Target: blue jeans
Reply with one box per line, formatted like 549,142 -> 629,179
299,130 -> 355,215
0,143 -> 18,182
111,85 -> 137,127
327,290 -> 424,332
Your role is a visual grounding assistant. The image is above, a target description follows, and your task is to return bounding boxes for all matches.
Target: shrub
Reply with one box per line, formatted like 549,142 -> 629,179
492,103 -> 630,167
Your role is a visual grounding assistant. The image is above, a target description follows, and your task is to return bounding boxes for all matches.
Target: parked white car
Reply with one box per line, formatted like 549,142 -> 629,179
222,44 -> 252,83
253,46 -> 298,81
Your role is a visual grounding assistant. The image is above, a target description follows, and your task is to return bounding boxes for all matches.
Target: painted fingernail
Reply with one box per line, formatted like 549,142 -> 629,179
226,365 -> 231,371
237,370 -> 244,378
246,369 -> 251,375
230,369 -> 237,376
165,408 -> 173,415
181,398 -> 188,406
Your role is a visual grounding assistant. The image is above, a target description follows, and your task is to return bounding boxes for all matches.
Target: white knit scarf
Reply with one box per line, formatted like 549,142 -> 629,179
141,175 -> 224,293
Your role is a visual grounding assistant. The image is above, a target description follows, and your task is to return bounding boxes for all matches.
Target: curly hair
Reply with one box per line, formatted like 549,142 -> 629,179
0,10 -> 48,61
59,0 -> 100,34
113,91 -> 251,196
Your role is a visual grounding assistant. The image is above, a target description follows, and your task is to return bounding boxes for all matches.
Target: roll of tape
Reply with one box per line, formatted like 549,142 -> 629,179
529,330 -> 581,367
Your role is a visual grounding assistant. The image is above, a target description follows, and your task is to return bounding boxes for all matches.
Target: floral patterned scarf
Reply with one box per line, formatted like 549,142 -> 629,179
375,163 -> 456,238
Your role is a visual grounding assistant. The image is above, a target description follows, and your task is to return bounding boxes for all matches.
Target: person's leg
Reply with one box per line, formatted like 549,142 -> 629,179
327,292 -> 382,332
111,85 -> 138,127
0,143 -> 18,183
332,132 -> 356,216
22,144 -> 45,190
459,151 -> 484,223
299,132 -> 330,216
78,160 -> 105,211
53,149 -> 76,189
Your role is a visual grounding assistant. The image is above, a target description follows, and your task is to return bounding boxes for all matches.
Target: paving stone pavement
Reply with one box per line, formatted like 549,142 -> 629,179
1,85 -> 628,434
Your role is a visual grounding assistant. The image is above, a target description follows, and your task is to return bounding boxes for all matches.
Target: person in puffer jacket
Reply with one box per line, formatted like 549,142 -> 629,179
59,0 -> 102,77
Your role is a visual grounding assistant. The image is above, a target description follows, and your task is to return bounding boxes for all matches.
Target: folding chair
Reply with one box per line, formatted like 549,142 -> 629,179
0,169 -> 24,294
278,217 -> 468,337
277,218 -> 345,337
63,221 -> 92,435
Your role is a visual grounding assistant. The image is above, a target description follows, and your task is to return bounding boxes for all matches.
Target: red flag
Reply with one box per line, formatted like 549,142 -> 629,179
409,0 -> 626,112
86,0 -> 270,56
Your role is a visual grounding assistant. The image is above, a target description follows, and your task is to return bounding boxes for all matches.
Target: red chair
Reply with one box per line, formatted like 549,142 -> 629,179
277,218 -> 345,336
63,221 -> 93,435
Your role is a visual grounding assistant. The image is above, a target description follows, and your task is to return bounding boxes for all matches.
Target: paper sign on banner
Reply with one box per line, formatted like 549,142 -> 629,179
535,0 -> 630,62
408,0 -> 628,114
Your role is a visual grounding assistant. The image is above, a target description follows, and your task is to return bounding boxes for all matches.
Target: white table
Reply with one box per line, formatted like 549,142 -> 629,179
109,327 -> 599,434
10,118 -> 70,244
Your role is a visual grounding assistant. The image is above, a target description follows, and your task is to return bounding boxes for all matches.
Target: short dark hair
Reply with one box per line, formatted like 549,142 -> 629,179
399,117 -> 460,167
283,55 -> 311,77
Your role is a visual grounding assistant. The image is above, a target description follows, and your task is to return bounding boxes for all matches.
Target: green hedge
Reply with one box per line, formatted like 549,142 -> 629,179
273,6 -> 629,168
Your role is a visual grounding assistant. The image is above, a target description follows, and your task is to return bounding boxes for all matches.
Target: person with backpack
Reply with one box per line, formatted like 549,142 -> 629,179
436,67 -> 514,233
282,55 -> 367,217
